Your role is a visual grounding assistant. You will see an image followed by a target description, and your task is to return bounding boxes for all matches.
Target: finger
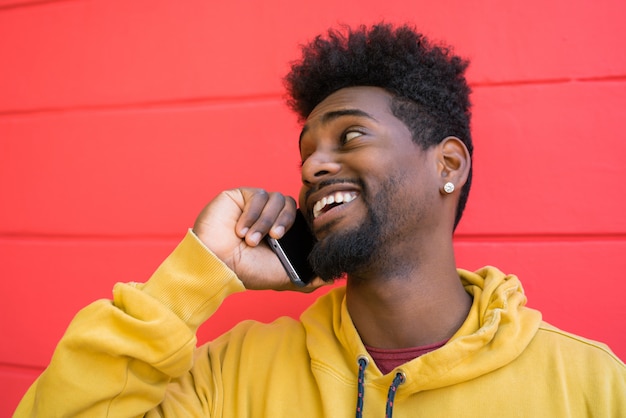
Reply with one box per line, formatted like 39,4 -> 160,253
244,192 -> 289,245
234,189 -> 270,237
291,276 -> 335,293
237,190 -> 293,246
267,196 -> 297,239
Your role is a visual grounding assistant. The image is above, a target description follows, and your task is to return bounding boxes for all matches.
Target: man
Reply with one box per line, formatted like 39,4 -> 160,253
15,23 -> 625,417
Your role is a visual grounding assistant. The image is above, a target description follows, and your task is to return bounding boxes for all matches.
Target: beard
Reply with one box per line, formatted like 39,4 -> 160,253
307,176 -> 407,282
308,206 -> 384,282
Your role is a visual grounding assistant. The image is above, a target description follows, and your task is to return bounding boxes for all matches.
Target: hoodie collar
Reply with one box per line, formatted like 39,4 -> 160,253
303,266 -> 542,394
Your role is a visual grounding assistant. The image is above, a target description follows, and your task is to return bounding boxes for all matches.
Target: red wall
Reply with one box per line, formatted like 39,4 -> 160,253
2,0 -> 625,414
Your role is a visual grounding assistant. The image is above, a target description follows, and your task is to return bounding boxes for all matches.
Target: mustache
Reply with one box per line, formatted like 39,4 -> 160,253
304,178 -> 364,201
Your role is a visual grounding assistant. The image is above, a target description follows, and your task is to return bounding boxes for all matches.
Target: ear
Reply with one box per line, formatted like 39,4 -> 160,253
436,136 -> 471,194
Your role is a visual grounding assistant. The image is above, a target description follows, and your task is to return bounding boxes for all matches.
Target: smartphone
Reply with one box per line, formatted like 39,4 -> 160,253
265,210 -> 317,287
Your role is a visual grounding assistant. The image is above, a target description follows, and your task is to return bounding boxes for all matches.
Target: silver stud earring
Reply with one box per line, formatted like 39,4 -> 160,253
443,182 -> 455,194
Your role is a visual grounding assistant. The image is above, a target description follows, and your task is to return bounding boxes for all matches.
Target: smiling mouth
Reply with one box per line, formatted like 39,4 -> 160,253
313,191 -> 359,219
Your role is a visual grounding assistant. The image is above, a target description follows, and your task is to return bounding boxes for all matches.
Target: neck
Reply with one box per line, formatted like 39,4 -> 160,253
345,244 -> 472,349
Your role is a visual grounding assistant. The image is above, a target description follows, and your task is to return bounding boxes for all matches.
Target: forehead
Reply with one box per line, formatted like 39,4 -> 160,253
304,86 -> 395,126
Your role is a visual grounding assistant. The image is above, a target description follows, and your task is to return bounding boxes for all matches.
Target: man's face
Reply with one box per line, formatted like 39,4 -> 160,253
298,86 -> 442,281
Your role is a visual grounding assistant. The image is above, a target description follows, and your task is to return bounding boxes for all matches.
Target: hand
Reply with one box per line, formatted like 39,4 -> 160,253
193,188 -> 327,292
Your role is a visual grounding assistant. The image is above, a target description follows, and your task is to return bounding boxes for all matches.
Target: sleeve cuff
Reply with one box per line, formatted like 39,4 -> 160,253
138,229 -> 246,331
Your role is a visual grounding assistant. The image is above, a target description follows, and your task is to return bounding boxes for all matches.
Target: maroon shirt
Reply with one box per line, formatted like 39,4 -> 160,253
365,339 -> 448,375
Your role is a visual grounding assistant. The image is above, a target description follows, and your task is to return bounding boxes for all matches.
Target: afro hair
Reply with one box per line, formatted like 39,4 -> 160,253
284,22 -> 473,228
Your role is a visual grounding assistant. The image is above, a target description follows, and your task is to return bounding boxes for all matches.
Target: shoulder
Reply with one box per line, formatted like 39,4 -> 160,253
523,321 -> 626,393
535,321 -> 624,367
205,287 -> 347,351
506,321 -> 626,412
211,316 -> 305,348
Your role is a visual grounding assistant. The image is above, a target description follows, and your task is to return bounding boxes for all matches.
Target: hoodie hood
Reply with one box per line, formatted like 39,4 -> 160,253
301,266 -> 543,396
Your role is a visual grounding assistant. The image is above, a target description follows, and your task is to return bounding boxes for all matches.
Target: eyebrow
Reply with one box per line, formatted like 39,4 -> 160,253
299,108 -> 379,146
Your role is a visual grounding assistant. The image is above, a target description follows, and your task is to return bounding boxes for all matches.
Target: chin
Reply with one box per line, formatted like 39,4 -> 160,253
309,216 -> 381,282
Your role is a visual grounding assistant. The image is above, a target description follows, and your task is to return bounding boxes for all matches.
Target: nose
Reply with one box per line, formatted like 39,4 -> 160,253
301,150 -> 341,186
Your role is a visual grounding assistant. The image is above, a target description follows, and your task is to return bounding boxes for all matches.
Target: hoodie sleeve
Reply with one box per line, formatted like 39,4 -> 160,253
13,230 -> 246,417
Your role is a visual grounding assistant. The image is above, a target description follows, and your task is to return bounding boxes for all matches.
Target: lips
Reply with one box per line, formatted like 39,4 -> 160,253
313,191 -> 358,219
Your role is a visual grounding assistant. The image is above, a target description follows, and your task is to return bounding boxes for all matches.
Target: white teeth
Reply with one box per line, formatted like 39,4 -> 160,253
313,200 -> 324,218
312,191 -> 358,219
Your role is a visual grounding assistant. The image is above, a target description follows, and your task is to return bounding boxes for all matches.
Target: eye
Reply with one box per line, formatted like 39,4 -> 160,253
342,129 -> 364,143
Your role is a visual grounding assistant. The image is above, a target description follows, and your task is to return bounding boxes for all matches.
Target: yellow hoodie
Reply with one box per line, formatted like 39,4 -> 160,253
15,231 -> 626,417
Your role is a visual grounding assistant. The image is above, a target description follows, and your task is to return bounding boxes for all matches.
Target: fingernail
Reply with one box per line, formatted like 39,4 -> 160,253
249,231 -> 262,245
239,227 -> 249,236
272,225 -> 285,237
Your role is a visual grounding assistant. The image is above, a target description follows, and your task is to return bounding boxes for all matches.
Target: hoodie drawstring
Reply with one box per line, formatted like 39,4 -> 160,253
385,372 -> 406,418
356,357 -> 368,418
355,356 -> 406,418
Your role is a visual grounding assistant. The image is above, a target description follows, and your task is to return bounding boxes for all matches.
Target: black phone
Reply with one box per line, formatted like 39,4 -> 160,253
265,210 -> 317,287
